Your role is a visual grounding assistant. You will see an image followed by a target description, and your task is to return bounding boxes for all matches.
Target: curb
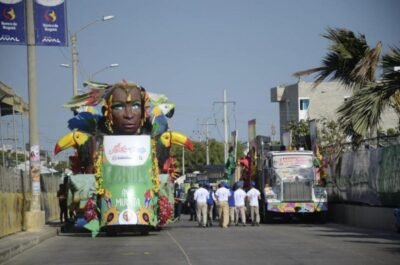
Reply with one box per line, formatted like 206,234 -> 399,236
0,227 -> 57,265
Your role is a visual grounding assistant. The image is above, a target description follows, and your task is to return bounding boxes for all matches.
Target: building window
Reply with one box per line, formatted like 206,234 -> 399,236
299,98 -> 309,110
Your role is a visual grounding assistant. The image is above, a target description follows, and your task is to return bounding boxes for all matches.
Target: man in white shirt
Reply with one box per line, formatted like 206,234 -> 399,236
215,182 -> 230,228
194,182 -> 210,227
234,182 -> 247,226
246,181 -> 261,226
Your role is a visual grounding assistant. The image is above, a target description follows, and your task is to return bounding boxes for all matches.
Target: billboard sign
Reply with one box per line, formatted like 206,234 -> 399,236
0,0 -> 26,45
34,0 -> 67,46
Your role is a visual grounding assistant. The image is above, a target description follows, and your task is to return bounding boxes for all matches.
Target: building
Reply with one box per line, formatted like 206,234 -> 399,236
0,81 -> 28,116
1,81 -> 29,167
270,80 -> 398,142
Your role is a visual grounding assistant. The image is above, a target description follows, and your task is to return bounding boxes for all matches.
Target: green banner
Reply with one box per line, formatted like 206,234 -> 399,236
100,136 -> 157,227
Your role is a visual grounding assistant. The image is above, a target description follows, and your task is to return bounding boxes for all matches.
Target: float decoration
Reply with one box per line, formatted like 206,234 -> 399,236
54,80 -> 194,236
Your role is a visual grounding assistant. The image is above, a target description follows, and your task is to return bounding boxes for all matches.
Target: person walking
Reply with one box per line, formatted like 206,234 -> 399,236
194,183 -> 209,227
173,183 -> 183,220
246,181 -> 261,226
185,183 -> 197,221
57,183 -> 68,223
228,184 -> 236,226
234,182 -> 247,226
206,183 -> 216,227
215,182 -> 230,228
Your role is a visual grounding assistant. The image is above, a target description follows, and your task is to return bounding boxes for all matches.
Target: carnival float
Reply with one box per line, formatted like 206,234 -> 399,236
54,80 -> 193,236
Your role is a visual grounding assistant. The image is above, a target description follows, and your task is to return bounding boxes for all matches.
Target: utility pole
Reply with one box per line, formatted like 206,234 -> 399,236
0,103 -> 4,166
69,15 -> 115,96
199,120 -> 216,165
25,0 -> 45,230
213,90 -> 236,163
182,146 -> 185,175
12,106 -> 18,167
223,90 -> 228,162
70,33 -> 79,96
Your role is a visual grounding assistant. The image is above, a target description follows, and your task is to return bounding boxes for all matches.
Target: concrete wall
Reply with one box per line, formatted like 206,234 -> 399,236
0,192 -> 26,237
329,203 -> 397,232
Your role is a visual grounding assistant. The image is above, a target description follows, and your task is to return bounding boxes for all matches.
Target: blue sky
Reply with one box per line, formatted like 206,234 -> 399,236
1,0 -> 399,161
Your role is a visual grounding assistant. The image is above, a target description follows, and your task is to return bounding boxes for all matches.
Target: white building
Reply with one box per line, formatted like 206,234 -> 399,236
270,80 -> 398,142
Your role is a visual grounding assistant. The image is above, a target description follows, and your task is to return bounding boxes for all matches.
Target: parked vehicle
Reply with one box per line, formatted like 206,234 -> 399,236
254,136 -> 328,223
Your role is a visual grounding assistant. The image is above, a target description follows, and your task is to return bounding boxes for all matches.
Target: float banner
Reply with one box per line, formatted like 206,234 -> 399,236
34,0 -> 67,46
0,0 -> 26,45
100,135 -> 157,228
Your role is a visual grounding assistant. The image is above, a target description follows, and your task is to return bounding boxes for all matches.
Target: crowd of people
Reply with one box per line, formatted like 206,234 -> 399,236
174,180 -> 262,228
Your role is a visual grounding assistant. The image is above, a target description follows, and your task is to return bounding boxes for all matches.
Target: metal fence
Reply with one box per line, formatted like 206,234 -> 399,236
0,166 -> 62,193
0,165 -> 63,237
342,134 -> 400,151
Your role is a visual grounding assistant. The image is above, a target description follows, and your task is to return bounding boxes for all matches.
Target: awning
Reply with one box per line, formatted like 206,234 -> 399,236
0,81 -> 29,116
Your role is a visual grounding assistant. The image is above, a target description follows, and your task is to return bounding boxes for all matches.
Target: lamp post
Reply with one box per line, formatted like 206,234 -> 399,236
61,63 -> 119,94
89,63 -> 119,80
70,15 -> 115,96
25,0 -> 45,230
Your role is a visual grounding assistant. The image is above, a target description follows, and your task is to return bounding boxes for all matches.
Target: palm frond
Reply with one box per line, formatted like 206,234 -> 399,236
293,67 -> 325,79
337,83 -> 391,135
293,27 -> 375,90
352,41 -> 382,84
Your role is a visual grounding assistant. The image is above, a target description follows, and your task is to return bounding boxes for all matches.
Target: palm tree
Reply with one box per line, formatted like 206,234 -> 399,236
381,46 -> 400,117
293,27 -> 400,142
335,46 -> 400,137
294,27 -> 382,90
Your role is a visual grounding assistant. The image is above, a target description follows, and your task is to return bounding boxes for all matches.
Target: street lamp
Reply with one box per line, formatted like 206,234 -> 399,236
89,63 -> 119,80
60,63 -> 119,94
69,15 -> 115,96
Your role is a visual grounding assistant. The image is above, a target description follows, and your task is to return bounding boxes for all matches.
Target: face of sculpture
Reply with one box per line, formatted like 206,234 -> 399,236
109,86 -> 142,135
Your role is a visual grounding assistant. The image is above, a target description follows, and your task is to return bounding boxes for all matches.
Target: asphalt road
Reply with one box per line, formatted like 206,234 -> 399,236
4,216 -> 400,265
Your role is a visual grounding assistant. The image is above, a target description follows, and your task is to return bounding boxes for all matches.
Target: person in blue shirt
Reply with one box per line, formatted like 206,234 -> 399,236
206,183 -> 216,227
227,183 -> 236,226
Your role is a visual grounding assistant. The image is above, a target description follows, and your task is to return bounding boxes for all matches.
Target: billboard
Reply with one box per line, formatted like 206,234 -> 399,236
34,0 -> 67,46
0,0 -> 26,44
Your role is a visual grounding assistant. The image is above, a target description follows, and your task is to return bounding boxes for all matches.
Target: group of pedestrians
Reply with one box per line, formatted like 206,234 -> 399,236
182,180 -> 261,228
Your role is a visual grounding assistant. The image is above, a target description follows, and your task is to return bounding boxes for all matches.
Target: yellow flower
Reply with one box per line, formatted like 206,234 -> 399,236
94,148 -> 104,195
137,208 -> 152,225
103,207 -> 119,225
151,139 -> 160,193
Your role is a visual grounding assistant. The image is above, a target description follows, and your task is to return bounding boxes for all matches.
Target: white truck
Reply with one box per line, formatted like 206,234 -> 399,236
254,136 -> 328,222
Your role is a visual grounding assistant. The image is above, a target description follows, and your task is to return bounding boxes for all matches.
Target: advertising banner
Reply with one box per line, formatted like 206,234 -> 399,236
100,135 -> 157,228
34,0 -> 67,46
0,0 -> 26,45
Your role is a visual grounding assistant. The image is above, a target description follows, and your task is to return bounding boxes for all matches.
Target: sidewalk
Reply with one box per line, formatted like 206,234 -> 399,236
0,222 -> 59,265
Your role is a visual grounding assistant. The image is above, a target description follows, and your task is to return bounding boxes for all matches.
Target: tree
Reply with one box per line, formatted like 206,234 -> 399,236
54,160 -> 69,173
317,117 -> 348,158
293,27 -> 400,141
170,139 -> 247,173
287,120 -> 310,148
